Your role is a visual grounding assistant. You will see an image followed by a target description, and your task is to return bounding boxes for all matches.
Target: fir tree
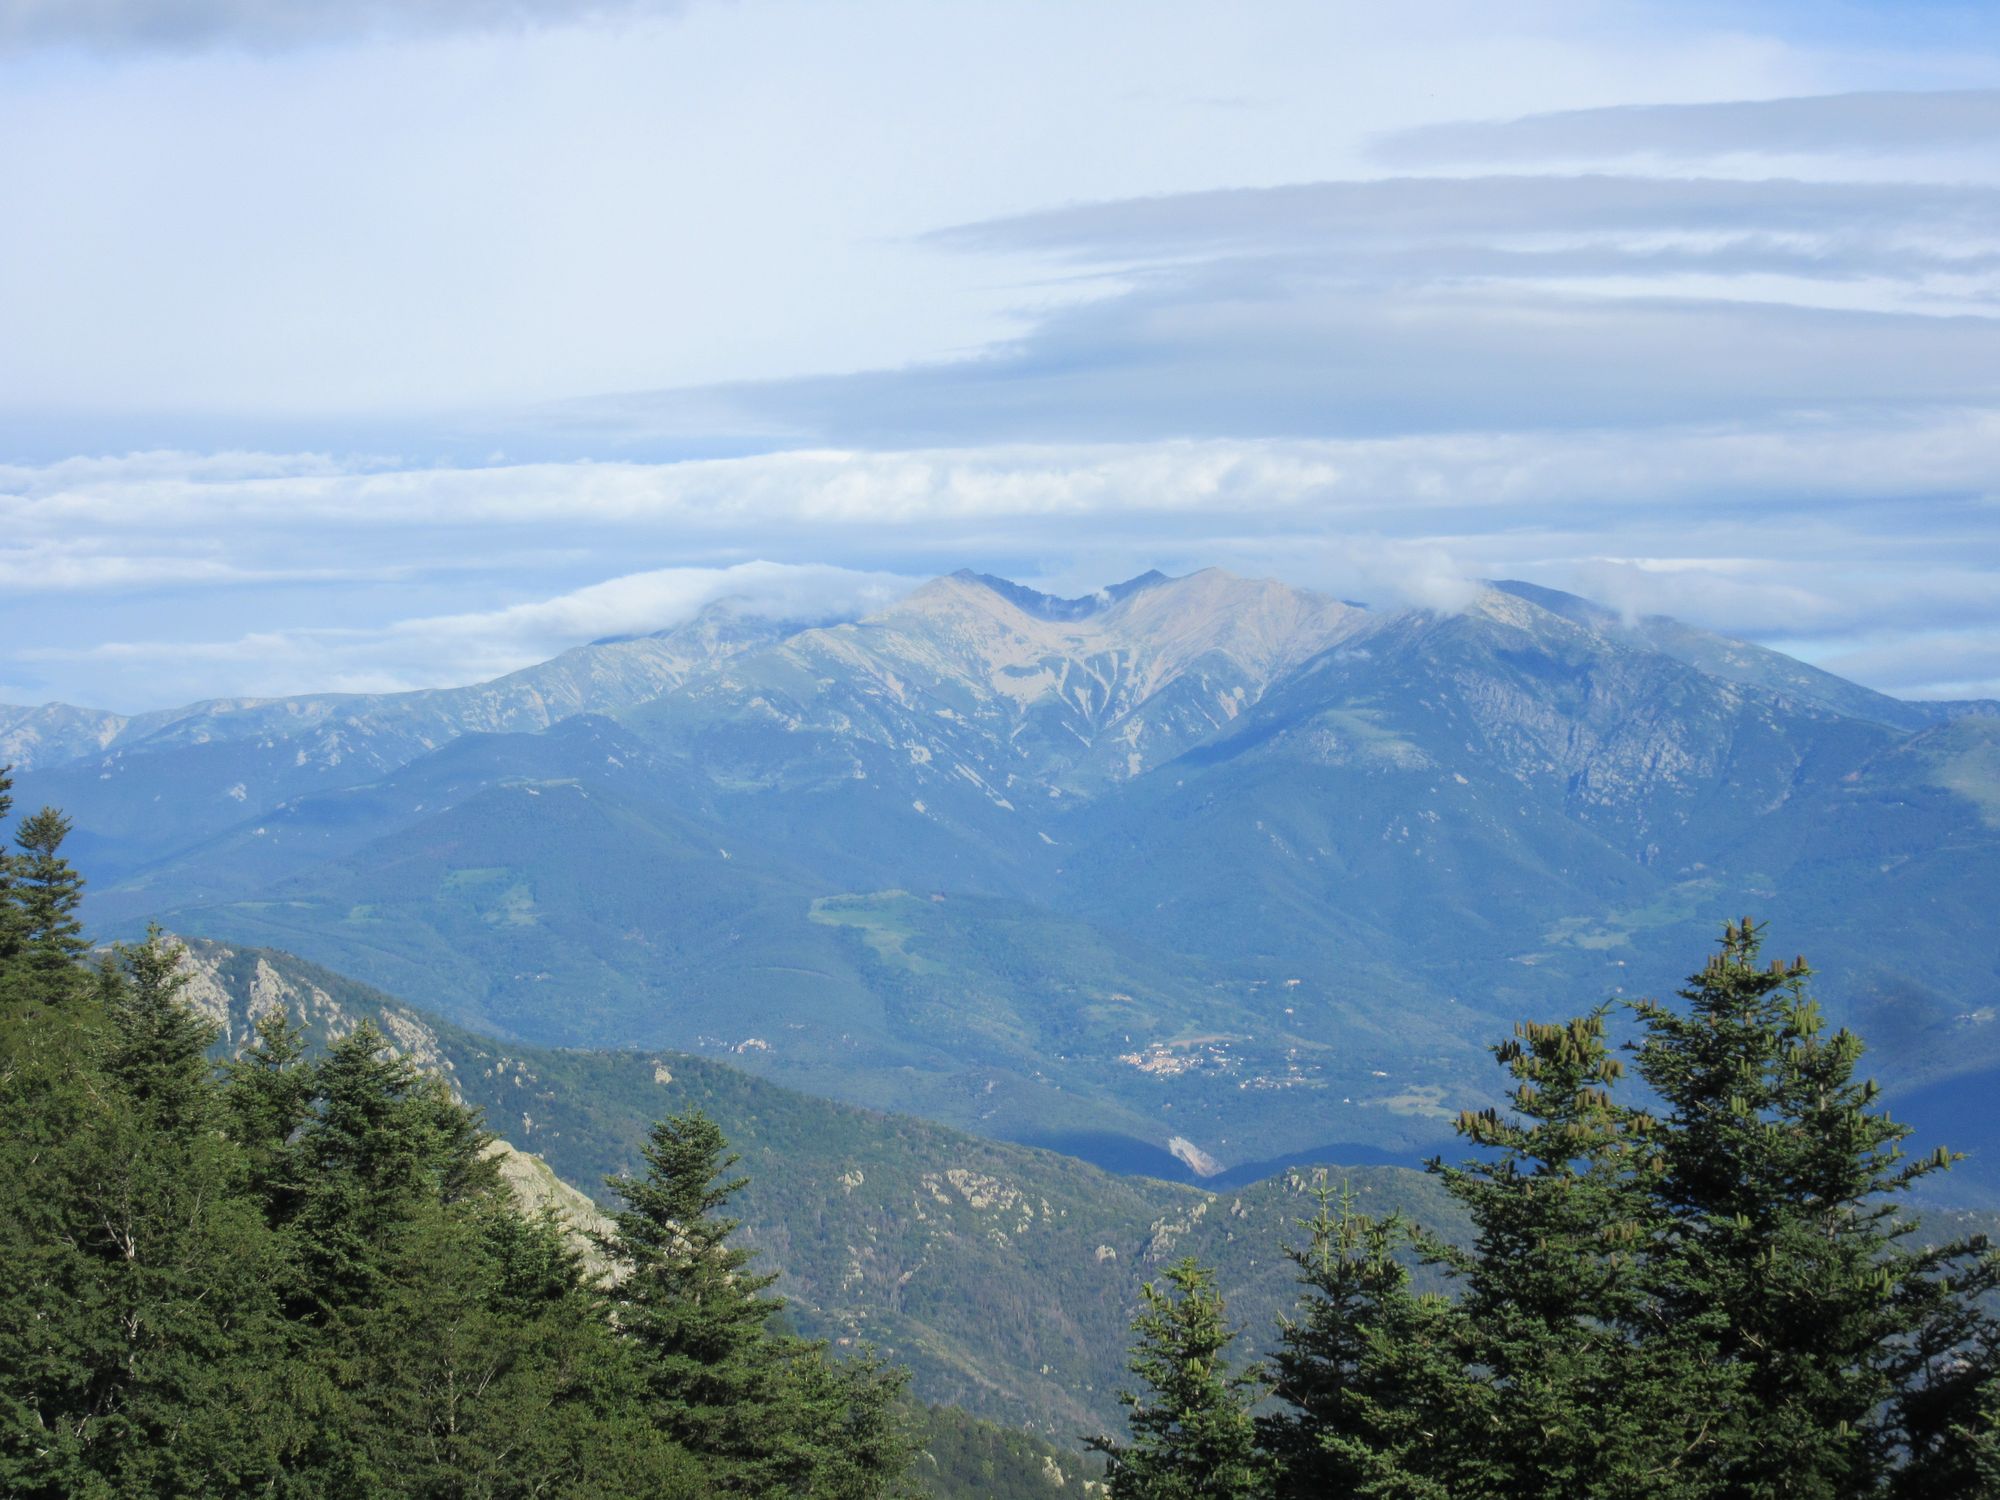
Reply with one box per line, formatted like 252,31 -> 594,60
8,805 -> 86,996
770,1339 -> 914,1500
1632,919 -> 1999,1498
1425,1010 -> 1726,1499
1257,1183 -> 1483,1500
0,929 -> 294,1495
602,1109 -> 796,1490
222,1005 -> 317,1226
1955,1375 -> 2000,1495
0,810 -> 911,1496
602,1108 -> 911,1495
1894,1328 -> 2000,1500
1259,1184 -> 1417,1498
1887,1249 -> 2000,1497
348,1197 -> 707,1498
0,766 -> 21,967
1260,921 -> 1999,1500
104,927 -> 221,1131
291,1022 -> 498,1319
1091,1256 -> 1271,1500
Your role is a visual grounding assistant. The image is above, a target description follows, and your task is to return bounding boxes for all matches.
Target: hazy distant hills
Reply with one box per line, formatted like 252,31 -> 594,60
0,606 -> 788,884
11,568 -> 2000,1197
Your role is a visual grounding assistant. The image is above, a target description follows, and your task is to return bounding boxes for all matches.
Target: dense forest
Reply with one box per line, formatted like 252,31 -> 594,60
0,771 -> 912,1496
4,765 -> 1999,1496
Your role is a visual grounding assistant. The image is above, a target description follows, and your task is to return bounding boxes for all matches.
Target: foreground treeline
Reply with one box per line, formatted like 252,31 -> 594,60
0,775 -> 909,1497
9,764 -> 2000,1499
1094,922 -> 2000,1499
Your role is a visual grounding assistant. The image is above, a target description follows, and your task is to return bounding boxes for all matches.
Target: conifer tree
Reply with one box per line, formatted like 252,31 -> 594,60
291,1022 -> 497,1317
104,927 -> 221,1130
602,1108 -> 911,1495
1262,1184 -> 1384,1494
1887,1252 -> 2000,1497
1632,919 -> 1999,1498
602,1109 -> 795,1490
1092,1256 -> 1271,1500
223,1005 -> 318,1224
8,805 -> 85,995
0,807 -> 909,1496
770,1338 -> 914,1500
0,919 -> 293,1494
1258,1183 -> 1478,1500
348,1195 -> 706,1498
1953,1377 -> 2000,1494
1261,922 -> 1998,1499
0,766 -> 21,967
1427,1009 -> 1725,1499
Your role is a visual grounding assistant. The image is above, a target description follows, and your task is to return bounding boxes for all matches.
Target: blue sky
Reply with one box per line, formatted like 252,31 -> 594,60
4,0 -> 1999,709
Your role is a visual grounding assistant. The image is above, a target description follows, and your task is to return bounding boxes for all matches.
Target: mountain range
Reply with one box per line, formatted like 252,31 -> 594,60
9,567 -> 1999,1199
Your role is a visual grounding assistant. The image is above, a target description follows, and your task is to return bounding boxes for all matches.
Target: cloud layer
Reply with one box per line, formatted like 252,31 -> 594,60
25,560 -> 918,698
6,426 -> 1996,706
0,0 -> 688,53
1370,89 -> 2000,165
3,4 -> 1997,713
567,164 -> 2000,450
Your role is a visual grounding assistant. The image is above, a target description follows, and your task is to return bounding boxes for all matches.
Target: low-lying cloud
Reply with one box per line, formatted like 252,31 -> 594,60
6,419 -> 1999,706
28,561 -> 921,701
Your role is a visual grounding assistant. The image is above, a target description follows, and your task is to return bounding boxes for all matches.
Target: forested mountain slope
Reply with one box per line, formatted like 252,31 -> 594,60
174,936 -> 1467,1433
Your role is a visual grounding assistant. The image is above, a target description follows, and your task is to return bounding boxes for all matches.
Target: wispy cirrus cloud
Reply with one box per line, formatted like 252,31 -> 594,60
540,159 -> 2000,454
925,174 -> 2000,264
1368,89 -> 2000,166
0,0 -> 691,54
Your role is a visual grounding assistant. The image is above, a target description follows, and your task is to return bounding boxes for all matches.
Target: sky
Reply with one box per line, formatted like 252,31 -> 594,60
4,0 -> 2000,710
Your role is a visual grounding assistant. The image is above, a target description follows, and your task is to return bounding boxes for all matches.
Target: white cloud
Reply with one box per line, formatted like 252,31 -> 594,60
27,561 -> 922,700
5,420 -> 1997,707
0,1 -> 1846,421
376,561 -> 920,654
0,547 -> 249,591
1368,89 -> 2000,166
0,0 -> 691,54
11,417 -> 1998,539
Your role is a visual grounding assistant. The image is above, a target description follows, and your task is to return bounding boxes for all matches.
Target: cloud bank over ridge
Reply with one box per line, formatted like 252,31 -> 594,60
6,425 -> 1997,706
